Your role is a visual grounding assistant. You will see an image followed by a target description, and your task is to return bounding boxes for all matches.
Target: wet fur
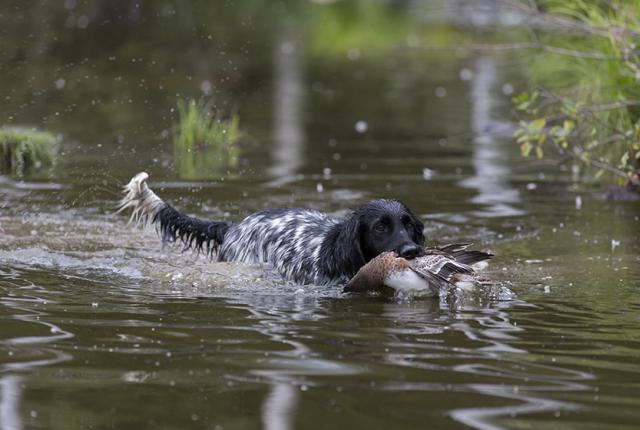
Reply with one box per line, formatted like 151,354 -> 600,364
118,172 -> 425,285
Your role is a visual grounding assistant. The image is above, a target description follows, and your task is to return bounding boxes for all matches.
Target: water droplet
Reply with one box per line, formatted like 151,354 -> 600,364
611,239 -> 620,253
280,41 -> 294,55
422,168 -> 434,180
406,34 -> 420,47
77,15 -> 89,29
200,80 -> 212,95
459,68 -> 473,81
347,48 -> 360,60
435,86 -> 447,98
355,120 -> 368,133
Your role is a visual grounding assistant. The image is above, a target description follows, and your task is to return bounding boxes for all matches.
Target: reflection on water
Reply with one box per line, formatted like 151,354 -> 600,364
0,376 -> 22,430
447,304 -> 590,430
243,297 -> 360,430
459,56 -> 524,218
267,21 -> 305,188
1,286 -> 74,430
451,379 -> 584,430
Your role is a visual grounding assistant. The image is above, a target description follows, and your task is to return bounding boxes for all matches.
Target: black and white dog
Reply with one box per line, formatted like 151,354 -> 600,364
119,172 -> 425,285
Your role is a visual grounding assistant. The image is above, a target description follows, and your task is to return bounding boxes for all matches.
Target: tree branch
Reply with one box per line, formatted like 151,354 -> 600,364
421,42 -> 615,60
583,99 -> 640,112
502,0 -> 640,38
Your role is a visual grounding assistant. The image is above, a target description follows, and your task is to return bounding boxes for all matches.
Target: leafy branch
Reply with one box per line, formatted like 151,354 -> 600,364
512,0 -> 640,186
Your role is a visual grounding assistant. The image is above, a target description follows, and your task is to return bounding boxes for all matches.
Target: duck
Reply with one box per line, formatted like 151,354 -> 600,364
343,244 -> 492,297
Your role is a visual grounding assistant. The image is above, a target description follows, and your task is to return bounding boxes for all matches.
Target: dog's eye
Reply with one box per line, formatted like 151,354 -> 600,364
374,223 -> 387,233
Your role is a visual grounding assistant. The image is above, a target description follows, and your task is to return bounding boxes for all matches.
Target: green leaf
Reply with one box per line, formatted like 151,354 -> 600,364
512,92 -> 529,105
620,151 -> 629,167
563,120 -> 575,131
531,118 -> 546,130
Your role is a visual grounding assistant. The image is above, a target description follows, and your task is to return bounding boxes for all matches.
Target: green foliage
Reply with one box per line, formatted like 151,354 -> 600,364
0,127 -> 59,176
173,99 -> 245,180
514,0 -> 640,185
309,1 -> 408,56
307,1 -> 487,58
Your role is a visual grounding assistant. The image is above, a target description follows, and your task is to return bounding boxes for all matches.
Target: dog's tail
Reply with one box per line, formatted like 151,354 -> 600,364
117,172 -> 165,226
117,172 -> 233,256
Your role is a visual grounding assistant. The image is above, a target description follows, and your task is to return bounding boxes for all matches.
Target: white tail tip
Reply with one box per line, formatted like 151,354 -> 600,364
116,171 -> 164,226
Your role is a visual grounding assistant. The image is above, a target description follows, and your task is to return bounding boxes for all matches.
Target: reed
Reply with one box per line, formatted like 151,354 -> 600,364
173,99 -> 244,179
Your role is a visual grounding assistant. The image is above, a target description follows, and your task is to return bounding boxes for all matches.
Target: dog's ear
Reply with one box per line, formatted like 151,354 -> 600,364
318,212 -> 369,281
336,214 -> 366,271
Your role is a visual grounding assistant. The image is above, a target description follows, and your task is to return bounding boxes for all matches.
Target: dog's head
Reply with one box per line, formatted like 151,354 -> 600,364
347,199 -> 425,262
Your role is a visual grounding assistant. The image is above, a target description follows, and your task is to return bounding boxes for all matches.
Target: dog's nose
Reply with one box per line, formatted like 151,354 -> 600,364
397,243 -> 423,259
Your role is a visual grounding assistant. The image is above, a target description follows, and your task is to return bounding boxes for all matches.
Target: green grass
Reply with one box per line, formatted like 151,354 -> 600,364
173,99 -> 245,179
0,127 -> 59,176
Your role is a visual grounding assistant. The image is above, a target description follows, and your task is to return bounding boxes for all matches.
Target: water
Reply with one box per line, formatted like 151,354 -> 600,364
1,2 -> 640,429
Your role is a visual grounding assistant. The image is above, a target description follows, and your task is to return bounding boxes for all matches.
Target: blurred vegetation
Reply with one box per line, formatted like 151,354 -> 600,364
514,0 -> 640,187
0,127 -> 58,176
309,1 -> 410,56
173,99 -> 245,179
306,1 -> 519,59
11,0 -> 638,188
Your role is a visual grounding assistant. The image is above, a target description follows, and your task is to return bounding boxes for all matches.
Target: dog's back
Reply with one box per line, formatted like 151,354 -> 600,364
219,208 -> 339,284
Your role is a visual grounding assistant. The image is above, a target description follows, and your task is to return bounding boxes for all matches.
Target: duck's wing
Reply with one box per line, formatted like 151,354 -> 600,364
435,243 -> 472,253
407,265 -> 454,290
413,253 -> 476,280
429,243 -> 493,267
452,249 -> 493,266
